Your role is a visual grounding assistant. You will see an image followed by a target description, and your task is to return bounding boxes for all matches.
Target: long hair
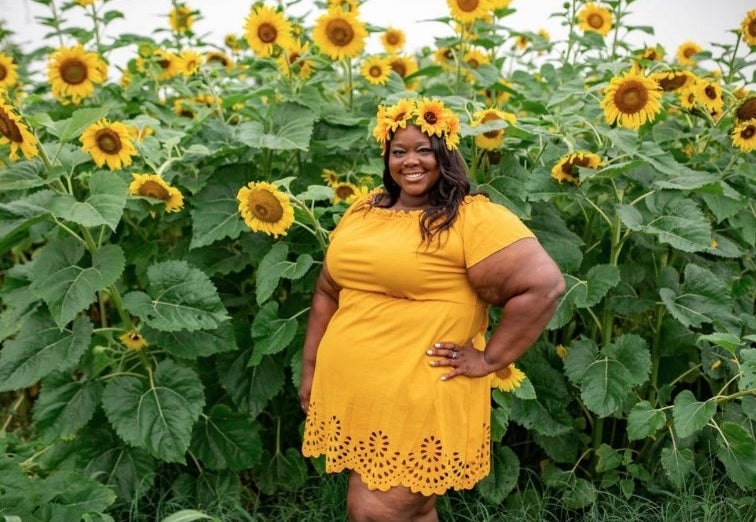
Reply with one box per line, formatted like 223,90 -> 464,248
373,127 -> 472,243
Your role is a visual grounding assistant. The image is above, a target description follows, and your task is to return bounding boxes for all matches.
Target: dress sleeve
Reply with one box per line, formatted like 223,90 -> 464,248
460,195 -> 536,268
327,192 -> 375,242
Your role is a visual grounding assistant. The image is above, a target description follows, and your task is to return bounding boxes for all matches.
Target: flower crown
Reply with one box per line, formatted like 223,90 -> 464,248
372,97 -> 461,152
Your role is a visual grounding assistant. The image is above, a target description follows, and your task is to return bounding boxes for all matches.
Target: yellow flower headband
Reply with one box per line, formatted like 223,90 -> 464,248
372,97 -> 461,152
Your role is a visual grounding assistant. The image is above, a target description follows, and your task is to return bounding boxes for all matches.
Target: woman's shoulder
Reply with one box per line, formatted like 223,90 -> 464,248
458,193 -> 529,227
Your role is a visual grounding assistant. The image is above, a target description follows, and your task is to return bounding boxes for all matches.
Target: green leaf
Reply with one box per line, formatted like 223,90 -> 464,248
563,337 -> 598,384
37,471 -> 117,520
32,372 -> 102,444
660,446 -> 695,488
189,166 -> 248,249
159,510 -> 217,522
42,106 -> 111,142
145,321 -> 238,359
0,190 -> 53,254
0,311 -> 92,392
604,334 -> 651,387
218,349 -> 284,419
644,198 -> 712,252
595,444 -> 622,472
477,446 -> 519,504
617,203 -> 643,231
255,448 -> 308,495
84,439 -> 155,503
659,264 -> 730,329
190,404 -> 263,471
627,401 -> 667,441
256,243 -> 314,305
0,160 -> 47,189
122,260 -> 229,332
234,103 -> 315,151
248,302 -> 298,366
580,358 -> 633,418
101,360 -> 205,463
572,264 -> 621,308
29,239 -> 125,328
698,332 -> 744,354
716,422 -> 756,489
739,349 -> 756,392
562,477 -> 597,509
672,390 -> 716,439
48,170 -> 127,231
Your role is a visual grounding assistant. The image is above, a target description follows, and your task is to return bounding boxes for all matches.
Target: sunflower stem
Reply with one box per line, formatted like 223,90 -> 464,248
345,57 -> 354,110
88,2 -> 103,54
47,0 -> 66,48
724,30 -> 742,84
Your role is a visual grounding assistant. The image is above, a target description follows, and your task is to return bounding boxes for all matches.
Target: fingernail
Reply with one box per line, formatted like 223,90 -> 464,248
426,349 -> 433,355
440,375 -> 446,381
434,343 -> 441,348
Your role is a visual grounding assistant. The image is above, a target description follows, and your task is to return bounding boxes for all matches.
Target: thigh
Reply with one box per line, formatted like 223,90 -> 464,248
347,472 -> 437,522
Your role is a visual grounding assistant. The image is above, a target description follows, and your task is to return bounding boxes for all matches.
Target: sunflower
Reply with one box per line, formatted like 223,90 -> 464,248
677,86 -> 698,111
179,49 -> 201,76
237,181 -> 295,238
328,0 -> 360,14
74,0 -> 96,6
577,2 -> 613,37
538,28 -> 551,42
372,98 -> 416,148
225,33 -> 242,51
472,108 -> 516,150
312,9 -> 367,61
388,54 -> 419,89
491,363 -> 526,392
331,181 -> 361,203
447,0 -> 490,24
47,44 -> 107,104
277,40 -> 315,80
80,119 -> 137,170
173,98 -> 196,118
433,47 -> 457,71
693,79 -> 724,115
0,53 -> 19,89
321,168 -> 339,186
489,0 -> 513,9
244,4 -> 295,58
600,70 -> 663,130
649,69 -> 695,93
463,48 -> 490,71
515,34 -> 528,50
639,46 -> 664,62
205,51 -> 234,71
415,98 -> 455,138
380,27 -> 406,53
360,55 -> 392,85
731,118 -> 756,152
480,78 -> 512,106
119,330 -> 148,351
551,151 -> 602,184
168,3 -> 194,34
735,97 -> 756,122
0,99 -> 39,161
740,10 -> 756,46
128,125 -> 154,141
556,344 -> 568,360
129,173 -> 184,212
676,41 -> 702,66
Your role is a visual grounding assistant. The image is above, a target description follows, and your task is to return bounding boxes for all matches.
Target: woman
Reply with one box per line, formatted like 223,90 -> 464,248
300,98 -> 565,521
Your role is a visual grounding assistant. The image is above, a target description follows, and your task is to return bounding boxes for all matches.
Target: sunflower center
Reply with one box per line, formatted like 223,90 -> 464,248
369,65 -> 383,78
741,124 -> 756,140
386,32 -> 401,45
139,180 -> 170,200
736,98 -> 756,121
614,80 -> 647,114
335,185 -> 355,199
423,111 -> 437,124
0,108 -> 23,143
390,61 -> 407,77
60,58 -> 88,85
498,366 -> 512,379
683,47 -> 696,59
704,85 -> 718,101
587,13 -> 605,29
95,128 -> 123,154
0,64 -> 6,81
749,20 -> 756,38
481,113 -> 502,138
456,0 -> 481,13
658,73 -> 687,91
257,22 -> 278,44
467,58 -> 480,69
208,54 -> 229,67
249,189 -> 284,223
326,18 -> 355,47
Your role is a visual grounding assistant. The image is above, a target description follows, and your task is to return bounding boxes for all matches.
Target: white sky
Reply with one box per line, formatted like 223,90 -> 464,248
3,0 -> 754,74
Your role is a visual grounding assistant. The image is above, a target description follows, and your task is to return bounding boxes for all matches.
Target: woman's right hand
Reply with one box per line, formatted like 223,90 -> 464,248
299,371 -> 313,413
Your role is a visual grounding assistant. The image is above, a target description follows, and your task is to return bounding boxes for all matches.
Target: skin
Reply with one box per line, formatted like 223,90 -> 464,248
299,125 -> 565,522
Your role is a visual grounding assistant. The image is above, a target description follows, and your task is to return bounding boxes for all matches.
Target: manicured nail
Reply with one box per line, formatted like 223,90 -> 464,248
434,343 -> 441,348
426,349 -> 433,355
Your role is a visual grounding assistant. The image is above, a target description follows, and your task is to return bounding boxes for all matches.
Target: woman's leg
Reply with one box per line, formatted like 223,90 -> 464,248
346,472 -> 438,522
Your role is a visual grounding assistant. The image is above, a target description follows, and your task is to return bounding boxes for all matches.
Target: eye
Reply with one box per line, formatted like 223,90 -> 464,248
391,149 -> 406,157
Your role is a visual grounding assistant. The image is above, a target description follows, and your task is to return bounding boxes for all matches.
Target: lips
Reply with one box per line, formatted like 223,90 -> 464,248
403,172 -> 425,180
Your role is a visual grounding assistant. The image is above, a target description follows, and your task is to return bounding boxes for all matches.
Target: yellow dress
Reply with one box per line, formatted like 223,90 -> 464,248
302,193 -> 535,495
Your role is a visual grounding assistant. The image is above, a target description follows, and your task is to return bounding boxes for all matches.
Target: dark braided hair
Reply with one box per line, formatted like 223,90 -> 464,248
372,126 -> 473,244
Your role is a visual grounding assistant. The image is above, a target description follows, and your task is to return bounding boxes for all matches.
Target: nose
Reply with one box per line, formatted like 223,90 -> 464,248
403,152 -> 419,165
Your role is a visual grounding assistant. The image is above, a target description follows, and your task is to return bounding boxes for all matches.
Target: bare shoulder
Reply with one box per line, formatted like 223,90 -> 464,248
466,238 -> 564,306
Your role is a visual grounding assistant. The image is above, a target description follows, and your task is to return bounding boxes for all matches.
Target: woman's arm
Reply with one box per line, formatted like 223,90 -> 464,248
428,237 -> 565,379
299,265 -> 341,411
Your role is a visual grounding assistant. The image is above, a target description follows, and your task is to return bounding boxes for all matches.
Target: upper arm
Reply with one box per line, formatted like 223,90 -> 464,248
466,238 -> 564,306
314,264 -> 341,304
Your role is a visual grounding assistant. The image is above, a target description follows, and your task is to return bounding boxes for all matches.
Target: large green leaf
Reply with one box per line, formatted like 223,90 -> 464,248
256,243 -> 314,305
255,448 -> 308,495
740,348 -> 756,392
580,358 -> 633,418
36,471 -> 117,520
189,166 -> 249,249
476,446 -> 519,504
84,437 -> 155,503
660,446 -> 695,489
0,160 -> 47,189
604,334 -> 651,387
248,302 -> 298,366
48,170 -> 128,231
144,321 -> 238,359
572,264 -> 621,308
672,389 -> 717,439
101,360 -> 205,463
626,401 -> 667,440
217,349 -> 284,419
716,421 -> 756,489
0,190 -> 53,253
659,263 -> 731,329
234,102 -> 315,151
644,198 -> 712,252
0,311 -> 92,392
122,260 -> 229,332
29,239 -> 125,328
190,404 -> 263,471
32,372 -> 102,444
563,337 -> 598,384
40,105 -> 112,142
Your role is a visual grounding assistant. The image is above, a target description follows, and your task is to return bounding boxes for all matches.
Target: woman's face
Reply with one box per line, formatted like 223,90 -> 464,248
387,125 -> 440,209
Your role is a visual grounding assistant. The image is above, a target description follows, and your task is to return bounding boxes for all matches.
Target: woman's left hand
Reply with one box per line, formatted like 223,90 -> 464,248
426,341 -> 493,381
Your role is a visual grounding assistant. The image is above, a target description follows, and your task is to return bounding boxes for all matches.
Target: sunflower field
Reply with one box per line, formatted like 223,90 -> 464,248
0,0 -> 754,520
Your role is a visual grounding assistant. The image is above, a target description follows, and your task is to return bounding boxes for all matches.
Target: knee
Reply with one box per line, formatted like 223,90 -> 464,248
347,495 -> 387,522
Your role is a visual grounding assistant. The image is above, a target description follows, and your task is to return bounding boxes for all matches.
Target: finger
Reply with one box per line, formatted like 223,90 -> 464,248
440,368 -> 461,381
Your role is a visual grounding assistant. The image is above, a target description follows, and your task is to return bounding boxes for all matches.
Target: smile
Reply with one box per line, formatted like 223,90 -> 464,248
403,172 -> 425,180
